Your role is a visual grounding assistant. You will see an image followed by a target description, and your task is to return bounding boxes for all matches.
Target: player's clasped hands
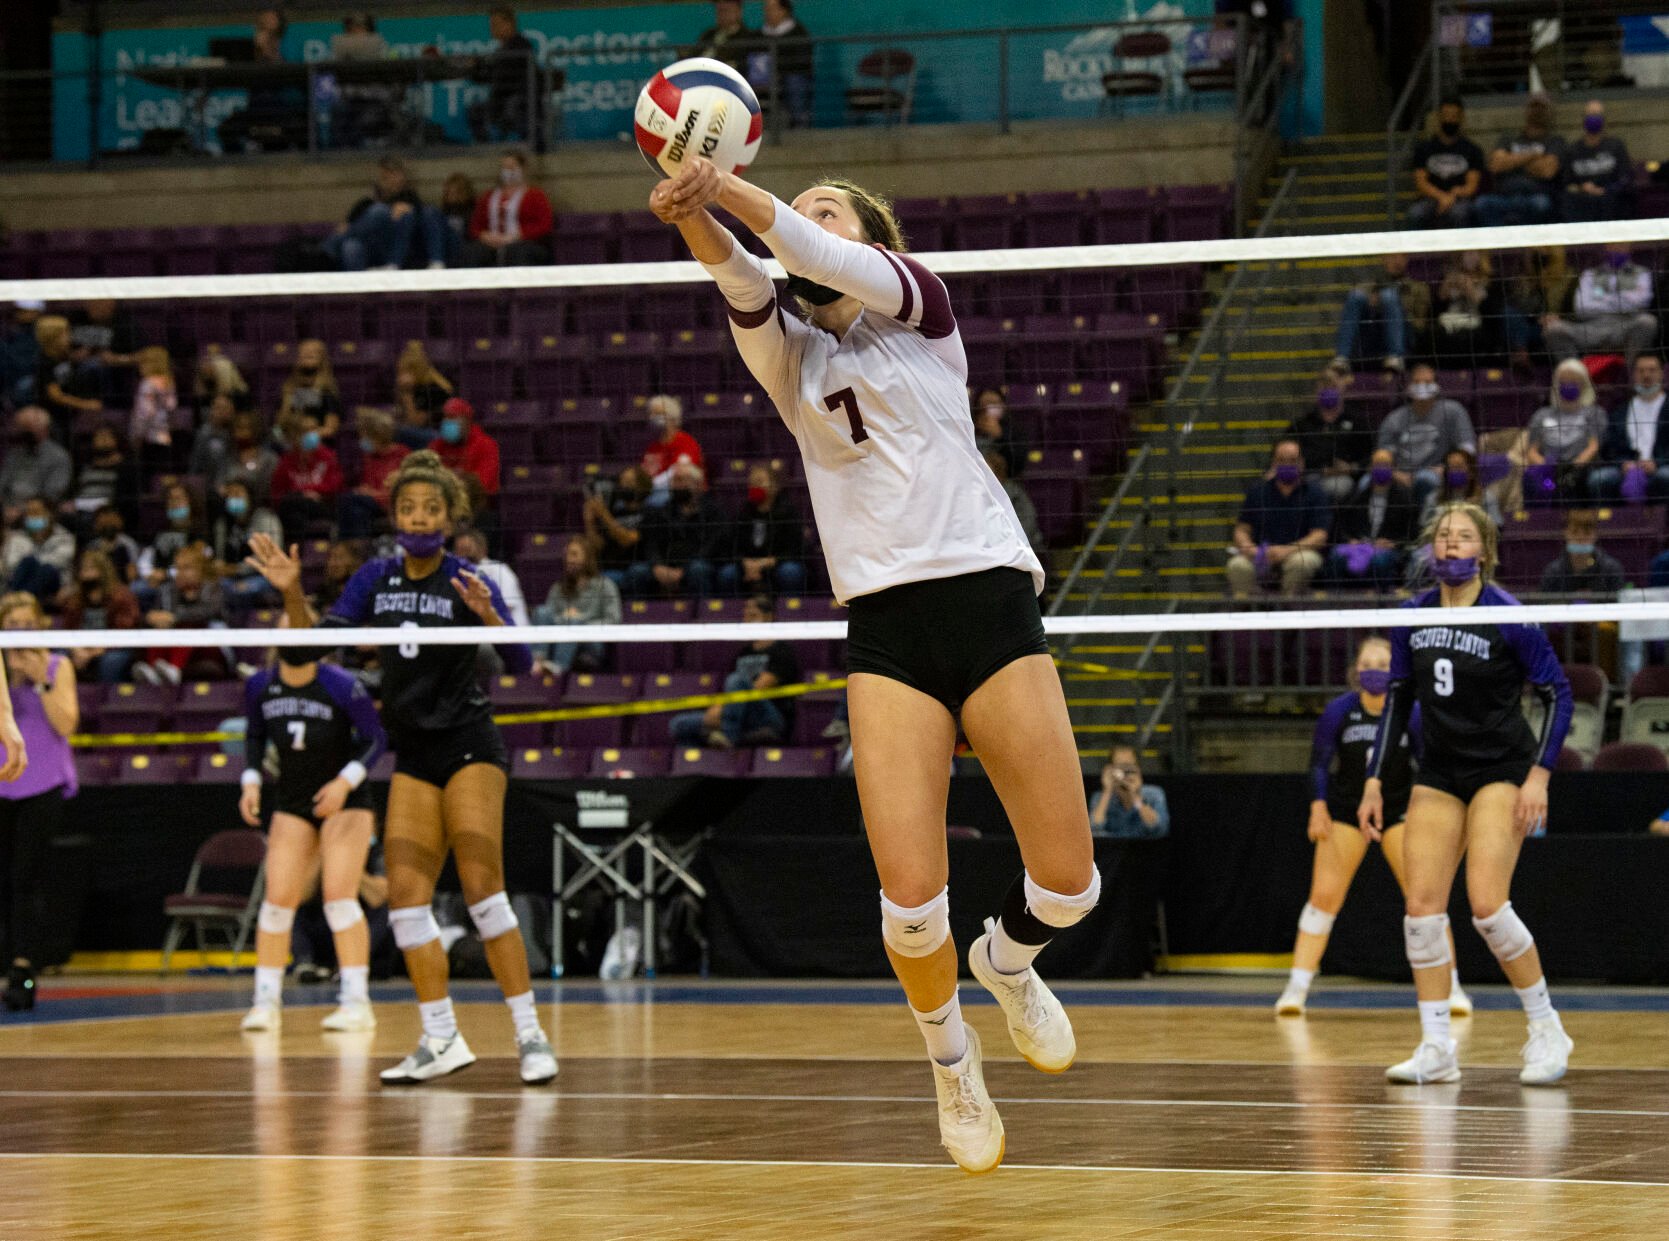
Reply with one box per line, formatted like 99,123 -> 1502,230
649,156 -> 724,223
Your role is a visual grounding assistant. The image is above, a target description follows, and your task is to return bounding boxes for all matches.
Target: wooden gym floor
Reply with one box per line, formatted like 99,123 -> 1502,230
0,977 -> 1665,1239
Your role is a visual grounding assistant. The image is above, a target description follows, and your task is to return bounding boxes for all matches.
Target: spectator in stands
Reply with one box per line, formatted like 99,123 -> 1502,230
458,151 -> 553,267
215,410 -> 279,506
1562,100 -> 1633,223
270,413 -> 343,542
438,174 -> 477,257
972,389 -> 1026,478
584,466 -> 652,590
1326,446 -> 1418,590
193,346 -> 251,412
1424,447 -> 1502,527
137,482 -> 210,599
339,407 -> 408,538
189,393 -> 239,483
670,593 -> 799,748
65,426 -> 139,537
1477,92 -> 1565,228
137,546 -> 228,685
129,346 -> 177,479
692,0 -> 762,73
393,341 -> 454,447
312,540 -> 368,614
1594,354 -> 1669,501
32,315 -> 100,438
453,526 -> 529,626
1375,364 -> 1477,510
630,462 -> 721,597
0,408 -> 72,525
84,505 -> 141,583
1332,254 -> 1425,375
1227,437 -> 1329,598
278,339 -> 344,442
1542,243 -> 1658,368
324,157 -> 448,273
1407,96 -> 1484,229
535,535 -> 621,675
59,549 -> 140,683
761,0 -> 814,127
210,478 -> 282,616
430,397 -> 500,498
0,300 -> 42,407
328,15 -> 396,147
1524,359 -> 1604,506
70,300 -> 140,397
1089,744 -> 1169,838
1502,245 -> 1572,373
469,6 -> 540,143
1288,368 -> 1370,503
720,463 -> 807,596
2,498 -> 73,603
984,449 -> 1048,572
1538,507 -> 1626,596
217,7 -> 304,153
1431,250 -> 1493,366
641,394 -> 705,493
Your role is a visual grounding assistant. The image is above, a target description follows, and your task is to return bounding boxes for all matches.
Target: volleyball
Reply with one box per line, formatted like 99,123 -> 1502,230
633,56 -> 763,178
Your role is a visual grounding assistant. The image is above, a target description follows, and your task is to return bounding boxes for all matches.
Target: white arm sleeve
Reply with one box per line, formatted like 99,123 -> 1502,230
700,232 -> 806,411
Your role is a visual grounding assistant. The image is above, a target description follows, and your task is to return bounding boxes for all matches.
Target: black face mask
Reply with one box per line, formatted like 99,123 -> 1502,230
784,275 -> 843,306
297,366 -> 319,379
78,579 -> 101,593
277,645 -> 324,668
670,488 -> 694,505
1439,121 -> 1461,138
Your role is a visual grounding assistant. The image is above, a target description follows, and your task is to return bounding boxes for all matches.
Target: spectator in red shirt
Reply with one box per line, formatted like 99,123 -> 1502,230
457,150 -> 553,267
641,394 -> 705,499
270,411 -> 343,543
431,397 -> 501,498
339,407 -> 409,538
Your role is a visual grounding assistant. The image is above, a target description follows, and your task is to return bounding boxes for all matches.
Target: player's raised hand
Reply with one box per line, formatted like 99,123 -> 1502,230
451,567 -> 500,623
245,533 -> 302,595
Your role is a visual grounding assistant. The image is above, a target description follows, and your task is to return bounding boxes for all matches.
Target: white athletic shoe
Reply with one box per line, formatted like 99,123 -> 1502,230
517,1028 -> 559,1085
1449,983 -> 1474,1018
240,1002 -> 280,1032
931,1026 -> 1004,1175
1519,1018 -> 1573,1086
1274,984 -> 1308,1016
968,918 -> 1075,1073
379,1032 -> 476,1085
1386,1038 -> 1461,1084
320,1001 -> 376,1032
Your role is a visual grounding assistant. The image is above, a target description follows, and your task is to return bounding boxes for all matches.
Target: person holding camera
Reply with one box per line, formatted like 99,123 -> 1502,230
1089,745 -> 1168,838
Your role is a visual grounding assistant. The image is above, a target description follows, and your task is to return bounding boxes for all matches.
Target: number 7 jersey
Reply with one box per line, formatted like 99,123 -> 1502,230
697,197 -> 1043,605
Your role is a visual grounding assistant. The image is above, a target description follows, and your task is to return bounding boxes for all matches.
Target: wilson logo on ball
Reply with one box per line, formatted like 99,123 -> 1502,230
634,56 -> 763,178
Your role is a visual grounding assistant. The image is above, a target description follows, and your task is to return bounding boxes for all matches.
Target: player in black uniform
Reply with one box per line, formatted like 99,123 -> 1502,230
238,642 -> 385,1034
1361,501 -> 1574,1086
1276,636 -> 1472,1017
245,450 -> 556,1086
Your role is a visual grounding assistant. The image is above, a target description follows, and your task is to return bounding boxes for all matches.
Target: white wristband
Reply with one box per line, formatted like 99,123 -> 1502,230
240,770 -> 262,789
338,761 -> 368,791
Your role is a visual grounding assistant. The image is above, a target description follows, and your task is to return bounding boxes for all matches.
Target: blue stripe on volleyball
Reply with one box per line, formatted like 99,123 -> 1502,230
663,68 -> 761,114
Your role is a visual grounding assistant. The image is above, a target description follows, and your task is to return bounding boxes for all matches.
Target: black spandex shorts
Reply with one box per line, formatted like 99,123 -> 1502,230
272,784 -> 374,827
846,567 -> 1049,713
1415,755 -> 1536,805
1327,796 -> 1408,829
391,717 -> 510,789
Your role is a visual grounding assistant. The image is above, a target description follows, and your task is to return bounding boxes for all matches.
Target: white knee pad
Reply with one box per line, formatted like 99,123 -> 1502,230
468,891 -> 520,942
1298,903 -> 1336,937
257,901 -> 295,935
1403,913 -> 1452,970
1472,901 -> 1534,964
879,887 -> 950,958
390,905 -> 441,951
323,899 -> 365,934
1023,867 -> 1102,929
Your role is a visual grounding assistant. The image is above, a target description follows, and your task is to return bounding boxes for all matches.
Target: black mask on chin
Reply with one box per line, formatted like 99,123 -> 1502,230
785,275 -> 843,306
277,645 -> 325,668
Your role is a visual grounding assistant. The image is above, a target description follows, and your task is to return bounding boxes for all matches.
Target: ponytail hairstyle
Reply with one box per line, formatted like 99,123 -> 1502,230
388,448 -> 472,525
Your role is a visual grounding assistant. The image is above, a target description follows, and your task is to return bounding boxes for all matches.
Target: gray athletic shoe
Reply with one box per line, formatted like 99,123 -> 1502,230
379,1032 -> 476,1085
517,1028 -> 558,1085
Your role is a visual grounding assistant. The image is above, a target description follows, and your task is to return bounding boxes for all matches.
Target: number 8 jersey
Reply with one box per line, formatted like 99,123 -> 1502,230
697,197 -> 1043,605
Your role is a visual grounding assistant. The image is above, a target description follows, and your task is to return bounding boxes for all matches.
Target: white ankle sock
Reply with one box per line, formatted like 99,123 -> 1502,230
418,996 -> 458,1040
505,990 -> 541,1038
1286,967 -> 1315,992
1514,978 -> 1556,1022
1418,998 -> 1451,1046
338,965 -> 369,1005
912,991 -> 969,1066
253,966 -> 283,1007
1451,969 -> 1463,993
987,918 -> 1045,975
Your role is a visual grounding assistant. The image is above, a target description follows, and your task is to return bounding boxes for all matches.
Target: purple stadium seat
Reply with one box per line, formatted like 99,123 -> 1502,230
196,753 -> 244,784
662,329 -> 731,393
1078,313 -> 1164,400
591,331 -> 661,396
163,226 -> 225,276
75,753 -> 121,787
589,746 -> 672,778
457,337 -> 524,402
1162,184 -> 1232,242
698,598 -> 747,623
671,746 -> 749,777
953,194 -> 1022,251
627,599 -> 695,625
1592,742 -> 1669,772
534,421 -> 611,464
512,746 -> 593,780
509,294 -> 570,340
750,746 -> 838,776
1025,190 -> 1093,249
1095,187 -> 1161,245
563,673 -> 638,705
120,752 -> 197,785
1127,264 -> 1205,329
632,673 -> 719,744
1470,368 -> 1544,433
616,600 -> 690,673
551,212 -> 616,264
893,196 -> 951,252
957,317 -> 1022,390
1023,471 -> 1087,544
618,214 -> 682,263
103,228 -> 165,278
38,229 -> 98,279
489,672 -> 562,714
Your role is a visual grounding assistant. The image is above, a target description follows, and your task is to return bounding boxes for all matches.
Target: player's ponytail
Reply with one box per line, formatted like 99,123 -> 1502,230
389,449 -> 472,524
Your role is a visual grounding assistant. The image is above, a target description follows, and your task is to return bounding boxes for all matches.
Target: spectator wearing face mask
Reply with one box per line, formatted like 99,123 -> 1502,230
535,535 -> 621,676
1326,447 -> 1420,590
137,482 -> 210,603
84,506 -> 141,583
1332,253 -> 1429,376
630,463 -> 722,597
458,151 -> 553,267
189,392 -> 240,484
640,394 -> 705,495
277,339 -> 344,442
1476,93 -> 1565,228
1562,100 -> 1633,223
1407,96 -> 1484,229
1524,360 -> 1604,506
584,466 -> 652,590
59,549 -> 141,684
1422,448 -> 1502,528
1538,508 -> 1626,597
1431,251 -> 1494,367
339,407 -> 410,538
0,407 -> 72,525
1227,438 -> 1330,597
428,398 -> 499,498
1542,243 -> 1658,368
719,463 -> 806,596
65,426 -> 140,537
136,546 -> 228,685
193,346 -> 252,413
1593,354 -> 1669,502
2,498 -> 74,603
1374,364 -> 1477,511
210,479 -> 283,615
214,410 -> 279,506
270,413 -> 343,542
1287,368 -> 1370,503
972,389 -> 1026,479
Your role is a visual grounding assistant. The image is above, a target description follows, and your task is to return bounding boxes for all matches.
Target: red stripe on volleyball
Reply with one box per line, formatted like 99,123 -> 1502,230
745,110 -> 763,144
647,71 -> 682,120
633,122 -> 667,156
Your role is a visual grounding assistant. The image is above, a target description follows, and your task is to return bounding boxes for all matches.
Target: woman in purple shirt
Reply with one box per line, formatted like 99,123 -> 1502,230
0,592 -> 69,1010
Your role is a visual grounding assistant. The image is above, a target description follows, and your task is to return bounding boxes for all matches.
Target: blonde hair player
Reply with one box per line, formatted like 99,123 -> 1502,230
237,630 -> 385,1034
651,156 -> 1100,1174
245,451 -> 557,1085
1276,635 -> 1472,1017
1360,501 -> 1574,1085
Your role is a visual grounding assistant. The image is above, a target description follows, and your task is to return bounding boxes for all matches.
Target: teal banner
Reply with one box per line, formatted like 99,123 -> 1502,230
50,1 -> 1218,161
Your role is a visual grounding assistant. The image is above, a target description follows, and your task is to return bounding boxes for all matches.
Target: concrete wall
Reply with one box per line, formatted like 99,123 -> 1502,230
0,117 -> 1236,231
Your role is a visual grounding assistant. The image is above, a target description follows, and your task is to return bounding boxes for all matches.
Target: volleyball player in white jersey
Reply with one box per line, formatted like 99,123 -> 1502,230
652,157 -> 1100,1174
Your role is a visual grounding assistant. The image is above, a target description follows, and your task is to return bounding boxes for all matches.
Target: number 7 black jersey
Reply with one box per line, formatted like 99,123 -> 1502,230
244,663 -> 386,802
1371,583 -> 1573,776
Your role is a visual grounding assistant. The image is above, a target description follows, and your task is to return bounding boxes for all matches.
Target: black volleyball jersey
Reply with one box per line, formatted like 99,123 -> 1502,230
323,553 -> 531,734
1312,692 -> 1421,821
1371,583 -> 1573,778
243,663 -> 386,795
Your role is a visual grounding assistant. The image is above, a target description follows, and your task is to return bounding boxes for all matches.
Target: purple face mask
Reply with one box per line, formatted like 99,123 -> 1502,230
1273,463 -> 1302,486
396,530 -> 447,559
1370,464 -> 1395,487
1558,379 -> 1583,402
1446,468 -> 1471,490
1584,113 -> 1605,135
1357,668 -> 1392,696
1606,250 -> 1629,270
1317,387 -> 1341,412
1431,555 -> 1479,586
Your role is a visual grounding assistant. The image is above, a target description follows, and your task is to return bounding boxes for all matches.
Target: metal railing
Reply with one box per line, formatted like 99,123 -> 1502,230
1384,37 -> 1438,228
1232,19 -> 1303,237
1431,0 -> 1669,99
